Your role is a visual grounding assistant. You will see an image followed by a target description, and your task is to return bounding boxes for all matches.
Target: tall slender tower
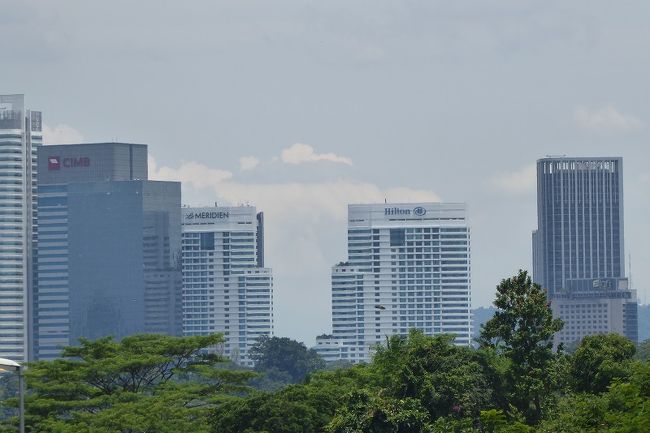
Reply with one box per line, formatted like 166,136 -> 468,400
533,157 -> 637,344
0,95 -> 41,361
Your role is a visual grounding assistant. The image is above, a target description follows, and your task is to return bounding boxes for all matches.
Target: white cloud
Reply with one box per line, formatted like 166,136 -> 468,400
239,156 -> 260,171
574,105 -> 644,132
280,143 -> 353,166
150,155 -> 438,221
149,156 -> 232,188
42,124 -> 85,144
490,164 -> 536,194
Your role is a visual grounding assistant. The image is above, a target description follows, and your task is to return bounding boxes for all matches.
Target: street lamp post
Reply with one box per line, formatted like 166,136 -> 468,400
0,358 -> 24,433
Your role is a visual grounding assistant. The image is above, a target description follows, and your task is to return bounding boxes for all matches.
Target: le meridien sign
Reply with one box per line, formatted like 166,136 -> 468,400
48,156 -> 90,171
384,206 -> 427,217
185,211 -> 230,221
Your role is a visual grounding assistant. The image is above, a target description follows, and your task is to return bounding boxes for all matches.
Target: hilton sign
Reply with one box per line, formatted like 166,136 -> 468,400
384,206 -> 427,217
48,156 -> 91,170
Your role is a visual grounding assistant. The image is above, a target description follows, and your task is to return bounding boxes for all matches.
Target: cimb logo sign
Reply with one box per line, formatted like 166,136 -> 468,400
384,206 -> 427,216
185,211 -> 230,220
47,156 -> 90,171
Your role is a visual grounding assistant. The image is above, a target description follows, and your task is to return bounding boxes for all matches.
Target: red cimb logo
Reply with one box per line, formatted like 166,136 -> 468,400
48,156 -> 61,170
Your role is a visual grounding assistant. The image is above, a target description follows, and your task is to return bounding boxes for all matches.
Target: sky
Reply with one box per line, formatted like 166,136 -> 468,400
3,0 -> 650,345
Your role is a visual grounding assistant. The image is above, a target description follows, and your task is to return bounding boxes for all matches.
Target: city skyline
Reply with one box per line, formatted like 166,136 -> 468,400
3,2 -> 650,347
0,102 -> 644,353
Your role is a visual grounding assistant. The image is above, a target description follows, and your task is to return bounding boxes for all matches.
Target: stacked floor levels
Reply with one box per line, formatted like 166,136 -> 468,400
331,203 -> 471,363
181,206 -> 273,366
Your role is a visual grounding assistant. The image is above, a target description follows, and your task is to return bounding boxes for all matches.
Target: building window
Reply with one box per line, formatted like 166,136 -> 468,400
390,229 -> 405,247
200,232 -> 215,250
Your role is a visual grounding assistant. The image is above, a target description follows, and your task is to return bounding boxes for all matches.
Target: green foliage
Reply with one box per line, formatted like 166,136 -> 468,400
249,336 -> 326,384
327,390 -> 430,433
4,271 -> 648,433
538,362 -> 650,432
212,365 -> 375,433
373,331 -> 493,421
13,333 -> 253,433
479,270 -> 564,424
570,333 -> 636,394
635,339 -> 650,361
478,410 -> 531,433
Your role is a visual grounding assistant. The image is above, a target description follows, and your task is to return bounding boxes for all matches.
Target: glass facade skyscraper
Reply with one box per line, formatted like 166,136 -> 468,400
533,157 -> 637,344
0,94 -> 41,361
181,206 -> 273,366
329,203 -> 471,363
36,143 -> 182,360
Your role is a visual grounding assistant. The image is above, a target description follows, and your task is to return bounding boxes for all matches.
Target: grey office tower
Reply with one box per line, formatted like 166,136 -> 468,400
36,143 -> 182,360
533,157 -> 637,344
0,95 -> 41,362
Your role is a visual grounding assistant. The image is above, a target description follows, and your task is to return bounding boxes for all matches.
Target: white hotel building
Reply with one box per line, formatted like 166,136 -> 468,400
181,206 -> 273,366
327,203 -> 472,363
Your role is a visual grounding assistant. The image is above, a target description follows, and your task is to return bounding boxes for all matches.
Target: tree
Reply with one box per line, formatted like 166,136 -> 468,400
538,362 -> 650,433
212,366 -> 373,433
478,270 -> 564,424
372,331 -> 494,423
570,333 -> 636,394
326,390 -> 430,433
16,334 -> 254,433
635,339 -> 650,362
249,336 -> 326,383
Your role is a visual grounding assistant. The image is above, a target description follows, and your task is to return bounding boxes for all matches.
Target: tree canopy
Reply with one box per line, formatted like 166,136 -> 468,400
1,270 -> 648,433
248,335 -> 326,384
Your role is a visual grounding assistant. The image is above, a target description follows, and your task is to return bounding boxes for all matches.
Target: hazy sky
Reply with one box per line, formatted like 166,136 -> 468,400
3,0 -> 650,344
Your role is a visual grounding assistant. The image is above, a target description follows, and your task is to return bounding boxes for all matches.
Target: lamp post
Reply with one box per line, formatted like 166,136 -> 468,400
0,358 -> 24,433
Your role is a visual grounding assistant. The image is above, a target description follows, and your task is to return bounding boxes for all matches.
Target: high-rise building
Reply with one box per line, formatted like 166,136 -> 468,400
532,157 -> 637,344
181,206 -> 273,366
328,203 -> 472,363
0,94 -> 41,361
36,143 -> 182,360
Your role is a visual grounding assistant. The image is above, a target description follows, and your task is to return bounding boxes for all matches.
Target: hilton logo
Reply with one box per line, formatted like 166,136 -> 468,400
385,206 -> 427,217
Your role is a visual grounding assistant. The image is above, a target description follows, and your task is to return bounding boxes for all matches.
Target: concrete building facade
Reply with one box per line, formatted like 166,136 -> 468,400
181,206 -> 273,366
36,143 -> 182,360
328,203 -> 472,363
532,157 -> 637,344
0,94 -> 41,361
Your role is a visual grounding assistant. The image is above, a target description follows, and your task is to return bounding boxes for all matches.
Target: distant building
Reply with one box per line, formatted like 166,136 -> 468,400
36,143 -> 182,360
532,157 -> 637,344
311,334 -> 346,363
181,206 -> 273,366
0,94 -> 41,361
325,203 -> 472,363
551,278 -> 637,344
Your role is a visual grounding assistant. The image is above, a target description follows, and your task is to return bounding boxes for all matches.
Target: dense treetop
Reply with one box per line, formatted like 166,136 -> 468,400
1,270 -> 648,433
